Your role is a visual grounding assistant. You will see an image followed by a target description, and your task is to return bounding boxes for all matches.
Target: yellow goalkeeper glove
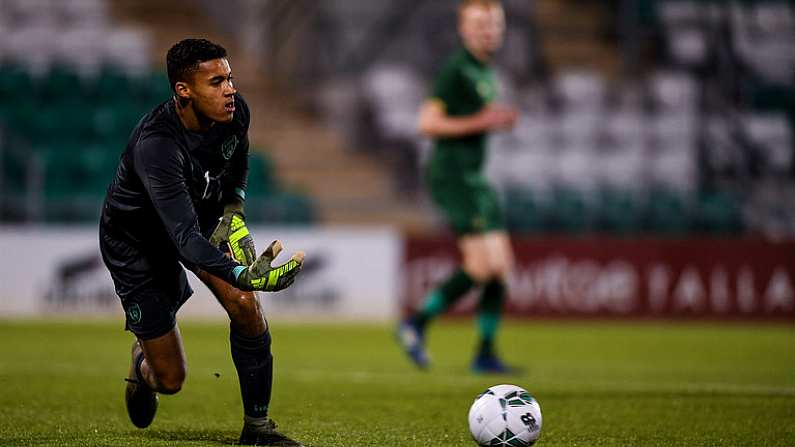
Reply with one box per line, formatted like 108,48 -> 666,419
210,201 -> 256,265
233,240 -> 304,292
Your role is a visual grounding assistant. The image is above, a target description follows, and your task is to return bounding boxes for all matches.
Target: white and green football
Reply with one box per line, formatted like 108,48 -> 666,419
468,384 -> 542,446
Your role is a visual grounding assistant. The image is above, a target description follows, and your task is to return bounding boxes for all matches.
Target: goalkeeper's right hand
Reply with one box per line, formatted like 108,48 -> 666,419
233,240 -> 304,292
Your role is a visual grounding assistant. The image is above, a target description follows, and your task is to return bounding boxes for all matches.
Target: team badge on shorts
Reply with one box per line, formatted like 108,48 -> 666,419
128,304 -> 142,324
221,135 -> 239,160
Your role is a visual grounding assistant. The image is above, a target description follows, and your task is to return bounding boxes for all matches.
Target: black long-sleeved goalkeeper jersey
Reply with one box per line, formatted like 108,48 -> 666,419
100,92 -> 250,298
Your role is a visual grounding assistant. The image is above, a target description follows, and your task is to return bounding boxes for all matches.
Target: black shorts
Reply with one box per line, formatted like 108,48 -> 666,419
118,280 -> 193,340
100,234 -> 194,340
99,205 -> 223,340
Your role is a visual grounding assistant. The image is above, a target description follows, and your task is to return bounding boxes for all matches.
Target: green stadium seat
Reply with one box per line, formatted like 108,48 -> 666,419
91,105 -> 139,146
694,191 -> 743,234
0,65 -> 34,105
24,104 -> 93,145
505,187 -> 544,233
130,71 -> 173,106
246,151 -> 276,196
644,188 -> 691,235
547,187 -> 589,233
594,188 -> 642,234
2,103 -> 38,139
35,65 -> 86,105
39,145 -> 118,223
278,191 -> 316,223
0,143 -> 29,194
89,67 -> 133,105
635,0 -> 660,28
245,191 -> 316,225
39,145 -> 116,197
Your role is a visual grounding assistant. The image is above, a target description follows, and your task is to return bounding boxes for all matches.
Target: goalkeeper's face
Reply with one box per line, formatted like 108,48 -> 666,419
184,58 -> 237,124
459,4 -> 505,60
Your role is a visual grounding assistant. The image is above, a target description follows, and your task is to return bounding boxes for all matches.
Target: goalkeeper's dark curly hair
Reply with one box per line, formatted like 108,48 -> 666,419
166,38 -> 227,93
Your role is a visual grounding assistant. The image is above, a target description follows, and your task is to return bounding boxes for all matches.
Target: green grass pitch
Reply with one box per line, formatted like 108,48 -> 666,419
0,319 -> 793,446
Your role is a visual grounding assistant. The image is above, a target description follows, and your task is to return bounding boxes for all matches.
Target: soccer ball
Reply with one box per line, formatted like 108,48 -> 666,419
468,384 -> 542,446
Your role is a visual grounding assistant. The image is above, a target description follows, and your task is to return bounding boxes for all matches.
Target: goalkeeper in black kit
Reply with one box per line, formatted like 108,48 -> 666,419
99,38 -> 304,446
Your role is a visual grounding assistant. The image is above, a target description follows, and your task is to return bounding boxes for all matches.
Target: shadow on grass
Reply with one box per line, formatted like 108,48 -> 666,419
139,429 -> 321,447
140,428 -> 238,445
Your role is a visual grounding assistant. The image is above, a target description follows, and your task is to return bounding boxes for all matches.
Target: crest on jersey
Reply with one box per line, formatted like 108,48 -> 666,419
221,135 -> 239,160
477,81 -> 495,101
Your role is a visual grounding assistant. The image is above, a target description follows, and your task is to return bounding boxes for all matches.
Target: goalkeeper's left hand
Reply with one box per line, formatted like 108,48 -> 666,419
210,201 -> 257,265
234,240 -> 304,292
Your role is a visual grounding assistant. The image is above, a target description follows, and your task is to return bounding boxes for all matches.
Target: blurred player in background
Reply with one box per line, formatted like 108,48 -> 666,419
398,0 -> 518,374
99,38 -> 305,446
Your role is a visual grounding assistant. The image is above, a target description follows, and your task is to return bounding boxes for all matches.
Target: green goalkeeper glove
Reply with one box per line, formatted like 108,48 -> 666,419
234,240 -> 304,292
210,201 -> 256,265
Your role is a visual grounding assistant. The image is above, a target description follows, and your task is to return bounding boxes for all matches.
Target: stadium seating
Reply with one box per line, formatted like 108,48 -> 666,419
358,58 -> 776,235
0,64 -> 316,223
365,0 -> 795,235
0,0 -> 316,224
7,0 -> 789,233
593,188 -> 644,234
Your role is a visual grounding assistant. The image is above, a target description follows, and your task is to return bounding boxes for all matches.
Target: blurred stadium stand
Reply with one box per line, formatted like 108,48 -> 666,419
1,0 -> 793,236
250,0 -> 793,237
0,0 -> 316,224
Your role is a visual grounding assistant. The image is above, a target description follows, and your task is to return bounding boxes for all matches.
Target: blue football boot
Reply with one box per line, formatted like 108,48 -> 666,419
396,318 -> 430,369
471,354 -> 518,375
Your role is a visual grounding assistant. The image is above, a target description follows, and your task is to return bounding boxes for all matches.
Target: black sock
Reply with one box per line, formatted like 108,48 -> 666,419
230,326 -> 273,419
477,279 -> 505,358
478,338 -> 495,358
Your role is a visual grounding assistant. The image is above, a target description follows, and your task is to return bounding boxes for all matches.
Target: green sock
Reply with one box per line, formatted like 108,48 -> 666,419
477,280 -> 505,357
414,268 -> 476,330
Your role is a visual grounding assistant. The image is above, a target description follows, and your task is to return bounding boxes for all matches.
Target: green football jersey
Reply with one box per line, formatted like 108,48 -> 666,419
427,48 -> 498,181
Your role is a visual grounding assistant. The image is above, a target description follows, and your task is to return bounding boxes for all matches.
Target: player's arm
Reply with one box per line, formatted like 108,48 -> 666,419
134,136 -> 301,292
211,132 -> 256,265
417,99 -> 517,138
420,57 -> 517,138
